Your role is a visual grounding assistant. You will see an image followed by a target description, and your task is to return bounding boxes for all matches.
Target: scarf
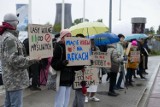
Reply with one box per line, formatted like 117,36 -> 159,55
0,22 -> 15,35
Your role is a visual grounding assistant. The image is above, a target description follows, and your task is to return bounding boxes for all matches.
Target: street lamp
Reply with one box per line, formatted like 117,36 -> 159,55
28,0 -> 32,24
61,0 -> 65,30
109,0 -> 112,33
83,0 -> 86,22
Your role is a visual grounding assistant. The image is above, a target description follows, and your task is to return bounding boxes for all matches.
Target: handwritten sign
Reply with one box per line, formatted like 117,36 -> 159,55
92,51 -> 111,68
73,67 -> 99,89
130,51 -> 140,62
28,24 -> 53,59
65,37 -> 91,66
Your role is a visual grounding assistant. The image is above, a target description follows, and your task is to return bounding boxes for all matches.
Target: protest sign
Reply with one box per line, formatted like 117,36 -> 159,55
130,51 -> 140,62
92,51 -> 111,68
28,24 -> 53,59
65,37 -> 91,66
73,67 -> 99,89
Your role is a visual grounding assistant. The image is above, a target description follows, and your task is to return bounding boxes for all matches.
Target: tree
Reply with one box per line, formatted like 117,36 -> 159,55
53,23 -> 61,32
72,18 -> 89,25
157,25 -> 160,34
45,22 -> 51,25
149,27 -> 155,34
97,19 -> 103,22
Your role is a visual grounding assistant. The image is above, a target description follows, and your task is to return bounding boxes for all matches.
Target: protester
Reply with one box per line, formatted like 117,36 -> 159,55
23,38 -> 41,91
137,39 -> 146,79
72,34 -> 86,107
115,34 -> 125,90
126,40 -> 139,86
0,13 -> 39,107
142,38 -> 150,74
107,43 -> 124,96
51,29 -> 83,107
85,39 -> 100,102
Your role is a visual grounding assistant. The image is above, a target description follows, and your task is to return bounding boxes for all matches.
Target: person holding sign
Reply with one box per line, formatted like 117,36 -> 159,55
0,13 -> 40,107
85,39 -> 100,103
107,44 -> 124,96
72,34 -> 86,107
51,29 -> 83,107
126,40 -> 140,86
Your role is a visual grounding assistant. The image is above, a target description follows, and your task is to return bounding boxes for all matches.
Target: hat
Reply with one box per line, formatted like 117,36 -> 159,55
3,13 -> 19,28
131,40 -> 137,46
60,29 -> 71,39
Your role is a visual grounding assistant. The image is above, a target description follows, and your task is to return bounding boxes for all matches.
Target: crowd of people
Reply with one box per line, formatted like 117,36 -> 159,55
0,13 -> 150,107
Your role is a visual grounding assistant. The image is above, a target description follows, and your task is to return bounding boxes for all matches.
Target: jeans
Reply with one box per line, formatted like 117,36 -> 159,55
4,89 -> 23,107
54,86 -> 71,107
72,89 -> 85,107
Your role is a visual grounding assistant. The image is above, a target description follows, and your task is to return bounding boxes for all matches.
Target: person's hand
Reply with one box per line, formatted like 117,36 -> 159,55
34,56 -> 41,62
123,55 -> 128,61
90,60 -> 94,65
62,60 -> 69,66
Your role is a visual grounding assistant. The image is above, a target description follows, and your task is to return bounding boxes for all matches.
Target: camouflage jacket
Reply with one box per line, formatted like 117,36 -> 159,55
1,30 -> 36,91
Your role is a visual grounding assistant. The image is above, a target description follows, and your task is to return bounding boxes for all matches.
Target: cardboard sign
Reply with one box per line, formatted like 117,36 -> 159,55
65,37 -> 91,66
28,24 -> 53,59
130,51 -> 140,62
92,51 -> 111,68
73,67 -> 99,89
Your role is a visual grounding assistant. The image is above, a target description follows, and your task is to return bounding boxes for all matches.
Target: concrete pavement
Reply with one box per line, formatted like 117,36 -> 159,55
0,56 -> 160,107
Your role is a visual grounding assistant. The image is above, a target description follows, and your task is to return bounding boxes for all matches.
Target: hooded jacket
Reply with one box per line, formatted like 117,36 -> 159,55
107,44 -> 123,72
1,30 -> 36,91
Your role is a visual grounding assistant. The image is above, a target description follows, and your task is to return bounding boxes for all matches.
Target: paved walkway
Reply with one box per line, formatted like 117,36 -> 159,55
147,62 -> 160,107
0,56 -> 160,107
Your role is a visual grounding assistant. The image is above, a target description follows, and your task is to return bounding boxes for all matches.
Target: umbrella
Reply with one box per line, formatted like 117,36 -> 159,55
69,22 -> 109,36
91,33 -> 120,46
124,34 -> 148,41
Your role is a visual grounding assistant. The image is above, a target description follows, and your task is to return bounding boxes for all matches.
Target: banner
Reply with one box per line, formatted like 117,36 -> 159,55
92,51 -> 111,68
28,24 -> 53,59
73,67 -> 99,89
65,37 -> 91,66
16,4 -> 28,31
130,51 -> 140,62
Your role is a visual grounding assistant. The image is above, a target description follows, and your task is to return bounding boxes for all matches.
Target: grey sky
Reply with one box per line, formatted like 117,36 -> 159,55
0,0 -> 160,35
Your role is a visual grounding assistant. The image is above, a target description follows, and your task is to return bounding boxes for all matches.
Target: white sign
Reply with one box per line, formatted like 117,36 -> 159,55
92,51 -> 111,68
28,24 -> 53,59
73,67 -> 99,89
65,37 -> 91,66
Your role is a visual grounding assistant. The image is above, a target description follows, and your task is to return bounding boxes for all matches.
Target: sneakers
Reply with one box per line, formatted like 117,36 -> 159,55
85,96 -> 100,102
90,96 -> 100,102
85,97 -> 88,103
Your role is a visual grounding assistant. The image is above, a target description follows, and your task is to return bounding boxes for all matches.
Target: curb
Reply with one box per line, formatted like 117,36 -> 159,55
137,63 -> 160,107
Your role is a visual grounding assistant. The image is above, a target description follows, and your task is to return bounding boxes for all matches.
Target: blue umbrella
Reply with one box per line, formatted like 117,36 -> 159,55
124,34 -> 148,41
91,33 -> 120,46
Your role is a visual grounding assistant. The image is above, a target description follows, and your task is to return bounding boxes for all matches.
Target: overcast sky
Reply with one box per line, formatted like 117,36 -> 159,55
0,0 -> 160,35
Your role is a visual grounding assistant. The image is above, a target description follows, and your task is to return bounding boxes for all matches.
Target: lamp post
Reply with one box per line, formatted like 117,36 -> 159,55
83,0 -> 86,22
109,0 -> 112,33
28,0 -> 32,24
61,0 -> 65,30
119,0 -> 122,21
